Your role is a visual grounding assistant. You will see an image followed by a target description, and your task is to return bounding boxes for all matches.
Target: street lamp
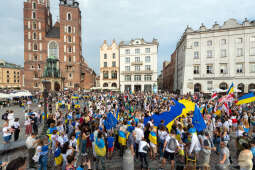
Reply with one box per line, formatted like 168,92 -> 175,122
42,80 -> 48,125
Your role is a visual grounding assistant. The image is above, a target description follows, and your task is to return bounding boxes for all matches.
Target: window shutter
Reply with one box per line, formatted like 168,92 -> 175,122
40,43 -> 42,51
28,32 -> 31,39
73,27 -> 75,33
64,55 -> 66,62
73,36 -> 75,43
64,35 -> 66,42
38,22 -> 41,30
28,21 -> 30,29
39,33 -> 42,40
64,45 -> 66,53
73,46 -> 75,53
64,26 -> 67,33
73,56 -> 76,62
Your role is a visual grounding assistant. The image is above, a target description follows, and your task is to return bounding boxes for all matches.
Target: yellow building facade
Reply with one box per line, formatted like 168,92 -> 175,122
0,60 -> 23,89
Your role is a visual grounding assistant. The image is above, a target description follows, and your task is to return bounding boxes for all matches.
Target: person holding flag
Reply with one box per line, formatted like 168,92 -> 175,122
95,131 -> 106,170
149,127 -> 157,160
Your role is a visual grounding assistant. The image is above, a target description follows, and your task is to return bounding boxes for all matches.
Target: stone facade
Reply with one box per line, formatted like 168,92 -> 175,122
0,59 -> 24,89
100,40 -> 119,90
174,18 -> 255,94
119,38 -> 158,93
23,0 -> 95,91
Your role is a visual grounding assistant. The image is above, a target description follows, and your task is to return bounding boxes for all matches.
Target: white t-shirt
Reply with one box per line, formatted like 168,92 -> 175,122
158,130 -> 168,142
134,127 -> 144,144
138,140 -> 150,153
165,135 -> 179,153
3,127 -> 11,137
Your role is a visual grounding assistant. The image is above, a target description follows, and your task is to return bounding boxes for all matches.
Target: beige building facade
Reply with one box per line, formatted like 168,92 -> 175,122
174,18 -> 255,94
0,59 -> 24,89
100,40 -> 120,90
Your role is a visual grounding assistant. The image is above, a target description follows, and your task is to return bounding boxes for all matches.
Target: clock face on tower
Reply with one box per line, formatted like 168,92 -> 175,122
67,0 -> 73,5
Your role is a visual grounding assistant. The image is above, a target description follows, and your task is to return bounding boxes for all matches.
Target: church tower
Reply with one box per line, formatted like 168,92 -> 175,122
23,0 -> 52,89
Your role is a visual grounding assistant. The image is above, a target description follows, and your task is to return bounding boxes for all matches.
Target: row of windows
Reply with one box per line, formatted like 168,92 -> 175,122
6,79 -> 20,83
193,63 -> 255,74
193,48 -> 255,59
64,45 -> 75,53
193,37 -> 255,47
6,71 -> 20,75
28,32 -> 42,40
103,61 -> 116,67
104,53 -> 116,59
125,56 -> 151,63
28,42 -> 42,51
103,71 -> 118,79
65,26 -> 75,34
30,64 -> 41,69
124,65 -> 151,71
124,48 -> 151,55
27,21 -> 41,30
124,74 -> 152,81
64,35 -> 75,43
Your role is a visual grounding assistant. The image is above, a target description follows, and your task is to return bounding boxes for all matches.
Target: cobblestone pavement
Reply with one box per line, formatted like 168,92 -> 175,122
0,104 -> 42,143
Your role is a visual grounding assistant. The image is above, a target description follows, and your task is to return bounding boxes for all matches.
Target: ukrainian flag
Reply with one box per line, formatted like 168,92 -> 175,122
149,131 -> 157,145
54,147 -> 63,166
72,95 -> 79,99
227,83 -> 234,94
95,138 -> 106,157
237,93 -> 255,105
47,127 -> 57,141
115,108 -> 120,121
118,131 -> 126,146
151,99 -> 185,133
42,112 -> 47,120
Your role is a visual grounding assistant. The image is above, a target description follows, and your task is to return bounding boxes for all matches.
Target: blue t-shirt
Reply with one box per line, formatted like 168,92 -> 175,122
107,136 -> 114,148
251,147 -> 255,156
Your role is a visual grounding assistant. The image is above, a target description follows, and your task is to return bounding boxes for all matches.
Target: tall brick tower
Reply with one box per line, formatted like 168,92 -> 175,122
59,0 -> 83,89
24,0 -> 52,90
23,0 -> 95,91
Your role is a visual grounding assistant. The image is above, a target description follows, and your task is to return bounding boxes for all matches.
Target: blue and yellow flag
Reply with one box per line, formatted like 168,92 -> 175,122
118,131 -> 126,146
72,94 -> 79,99
237,93 -> 255,105
115,108 -> 120,121
151,99 -> 185,132
54,147 -> 63,166
149,131 -> 157,145
227,83 -> 234,95
95,138 -> 106,157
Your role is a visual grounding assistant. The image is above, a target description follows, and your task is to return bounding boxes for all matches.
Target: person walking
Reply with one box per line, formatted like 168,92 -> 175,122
138,138 -> 150,170
13,118 -> 20,141
238,143 -> 253,170
95,131 -> 106,170
216,141 -> 230,170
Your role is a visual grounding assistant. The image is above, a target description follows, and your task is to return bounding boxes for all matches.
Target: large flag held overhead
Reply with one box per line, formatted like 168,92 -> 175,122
150,99 -> 185,132
236,93 -> 255,105
192,105 -> 206,132
227,83 -> 234,95
104,112 -> 118,130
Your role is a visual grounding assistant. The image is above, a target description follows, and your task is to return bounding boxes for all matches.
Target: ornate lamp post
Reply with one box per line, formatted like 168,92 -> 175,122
42,80 -> 48,125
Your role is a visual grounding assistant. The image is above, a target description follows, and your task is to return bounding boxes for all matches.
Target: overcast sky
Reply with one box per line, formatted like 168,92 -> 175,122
0,0 -> 254,74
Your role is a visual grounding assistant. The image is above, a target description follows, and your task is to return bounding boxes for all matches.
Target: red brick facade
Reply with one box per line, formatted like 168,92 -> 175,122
24,0 -> 95,91
162,50 -> 176,92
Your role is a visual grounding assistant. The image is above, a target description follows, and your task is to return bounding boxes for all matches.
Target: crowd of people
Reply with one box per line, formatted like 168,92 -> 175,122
1,90 -> 255,170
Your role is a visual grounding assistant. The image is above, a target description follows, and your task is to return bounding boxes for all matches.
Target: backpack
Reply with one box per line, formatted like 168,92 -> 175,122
2,113 -> 8,120
167,137 -> 177,151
